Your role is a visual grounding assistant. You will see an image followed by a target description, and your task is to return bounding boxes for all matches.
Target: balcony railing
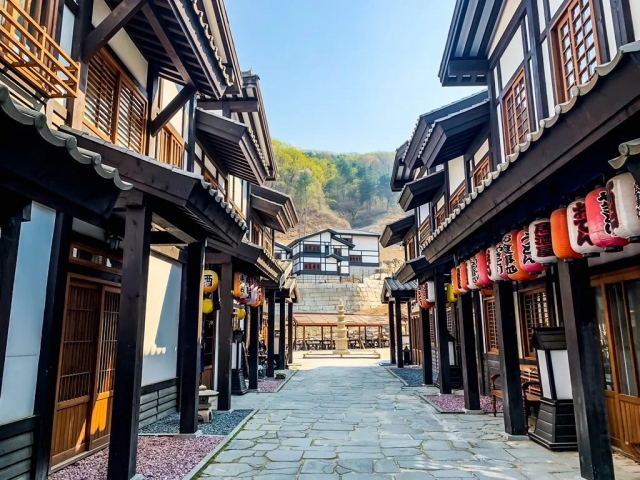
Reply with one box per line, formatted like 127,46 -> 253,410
157,124 -> 185,168
0,0 -> 79,97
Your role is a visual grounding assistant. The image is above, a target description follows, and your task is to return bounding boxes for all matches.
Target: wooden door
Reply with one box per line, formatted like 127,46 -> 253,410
592,268 -> 640,460
51,278 -> 120,466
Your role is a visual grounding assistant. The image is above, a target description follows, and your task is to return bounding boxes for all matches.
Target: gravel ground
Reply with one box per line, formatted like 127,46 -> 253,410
49,436 -> 223,480
423,394 -> 502,413
139,410 -> 253,436
257,379 -> 283,392
387,366 -> 425,386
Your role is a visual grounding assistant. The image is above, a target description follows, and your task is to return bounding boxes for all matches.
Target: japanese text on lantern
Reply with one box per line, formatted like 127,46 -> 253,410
533,222 -> 553,258
572,202 -> 593,246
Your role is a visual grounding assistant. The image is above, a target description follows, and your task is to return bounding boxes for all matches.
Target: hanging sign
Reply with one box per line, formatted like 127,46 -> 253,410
607,172 -> 640,242
529,219 -> 557,264
516,229 -> 546,274
503,231 -> 537,282
567,199 -> 603,256
459,261 -> 469,292
473,251 -> 492,287
203,270 -> 219,293
486,246 -> 502,282
585,187 -> 629,252
466,258 -> 480,290
550,207 -> 582,260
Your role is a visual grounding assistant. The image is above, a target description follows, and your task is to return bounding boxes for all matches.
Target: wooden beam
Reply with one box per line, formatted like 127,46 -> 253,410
287,302 -> 294,364
31,213 -> 72,480
434,270 -> 451,394
142,3 -> 193,86
610,0 -> 635,46
494,280 -> 527,437
81,0 -> 148,63
447,59 -> 489,76
179,242 -> 204,434
458,293 -> 480,411
395,299 -> 404,368
406,301 -> 413,363
215,254 -> 233,410
472,291 -> 486,394
150,231 -> 187,246
107,197 -> 151,480
278,297 -> 286,370
149,85 -> 196,136
557,259 -> 614,479
197,99 -> 259,112
248,306 -> 259,390
420,306 -> 433,385
388,301 -> 396,364
266,290 -> 276,377
185,90 -> 197,173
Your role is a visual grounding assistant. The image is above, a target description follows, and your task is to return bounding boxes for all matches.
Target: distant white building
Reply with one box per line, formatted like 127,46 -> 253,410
276,229 -> 380,280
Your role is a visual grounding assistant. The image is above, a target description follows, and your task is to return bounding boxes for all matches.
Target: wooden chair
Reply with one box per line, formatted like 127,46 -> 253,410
490,374 -> 541,430
490,374 -> 502,417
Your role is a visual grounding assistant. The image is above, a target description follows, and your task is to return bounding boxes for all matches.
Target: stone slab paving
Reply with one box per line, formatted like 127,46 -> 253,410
198,352 -> 640,479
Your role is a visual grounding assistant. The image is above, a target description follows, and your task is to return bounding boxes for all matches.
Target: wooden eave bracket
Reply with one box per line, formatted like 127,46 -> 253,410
149,85 -> 196,136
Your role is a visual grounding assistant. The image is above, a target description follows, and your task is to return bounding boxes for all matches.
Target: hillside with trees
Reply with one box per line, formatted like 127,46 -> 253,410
269,140 -> 404,241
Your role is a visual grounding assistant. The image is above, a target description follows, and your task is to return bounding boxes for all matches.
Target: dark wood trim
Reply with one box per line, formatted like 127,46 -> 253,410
197,99 -> 259,112
81,0 -> 148,63
434,270 -> 451,393
266,290 -> 276,377
278,297 -> 286,370
488,3 -> 528,68
149,85 -> 196,137
107,197 -> 151,480
141,378 -> 177,396
287,302 -> 294,364
145,64 -> 159,157
388,301 -> 396,364
472,291 -> 486,394
179,242 -> 204,434
0,416 -> 36,441
458,293 -> 480,410
215,254 -> 233,410
420,306 -> 433,385
610,0 -> 636,45
593,0 -> 612,63
527,0 -> 549,119
68,262 -> 122,285
248,306 -> 259,389
557,259 -> 614,479
185,92 -> 197,173
394,299 -> 404,368
494,281 -> 527,436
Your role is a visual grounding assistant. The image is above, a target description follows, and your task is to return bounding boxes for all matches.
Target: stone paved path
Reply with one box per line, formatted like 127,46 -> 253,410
198,353 -> 640,479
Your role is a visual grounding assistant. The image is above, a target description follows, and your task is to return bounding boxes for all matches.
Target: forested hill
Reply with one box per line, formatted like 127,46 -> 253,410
269,140 -> 403,241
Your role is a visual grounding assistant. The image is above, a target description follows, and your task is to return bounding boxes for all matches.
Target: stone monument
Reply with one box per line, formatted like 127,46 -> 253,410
333,300 -> 350,355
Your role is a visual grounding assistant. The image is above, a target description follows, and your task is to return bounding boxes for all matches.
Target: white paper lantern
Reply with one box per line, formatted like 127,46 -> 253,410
567,199 -> 603,257
486,246 -> 502,282
426,280 -> 435,303
529,219 -> 557,264
466,258 -> 480,290
607,172 -> 640,242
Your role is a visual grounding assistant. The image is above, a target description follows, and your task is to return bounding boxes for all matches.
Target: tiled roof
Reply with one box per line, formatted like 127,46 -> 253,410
381,277 -> 418,303
423,41 -> 640,251
609,138 -> 640,169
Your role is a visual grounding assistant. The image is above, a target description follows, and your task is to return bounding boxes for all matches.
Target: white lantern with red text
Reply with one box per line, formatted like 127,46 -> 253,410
567,199 -> 604,257
529,219 -> 557,264
586,187 -> 629,252
486,246 -> 502,282
607,172 -> 640,242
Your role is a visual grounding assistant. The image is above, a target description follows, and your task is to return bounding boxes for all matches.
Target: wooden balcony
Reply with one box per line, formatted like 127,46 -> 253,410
157,124 -> 184,168
0,0 -> 79,98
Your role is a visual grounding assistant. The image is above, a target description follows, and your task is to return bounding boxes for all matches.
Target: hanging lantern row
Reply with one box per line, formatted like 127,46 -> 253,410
451,172 -> 640,295
415,280 -> 458,310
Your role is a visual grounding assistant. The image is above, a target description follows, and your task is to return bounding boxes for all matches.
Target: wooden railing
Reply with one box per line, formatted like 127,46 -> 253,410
157,124 -> 185,168
0,0 -> 79,97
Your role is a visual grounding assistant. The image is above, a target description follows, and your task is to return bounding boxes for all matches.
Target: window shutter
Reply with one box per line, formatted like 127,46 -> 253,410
484,297 -> 498,352
85,53 -> 118,141
520,288 -> 550,356
116,80 -> 146,152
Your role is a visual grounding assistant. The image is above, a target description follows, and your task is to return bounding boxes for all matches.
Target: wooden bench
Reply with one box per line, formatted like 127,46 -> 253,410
490,368 -> 541,429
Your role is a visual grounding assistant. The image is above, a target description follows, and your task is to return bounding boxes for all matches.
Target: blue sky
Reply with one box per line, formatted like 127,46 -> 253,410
226,1 -> 483,154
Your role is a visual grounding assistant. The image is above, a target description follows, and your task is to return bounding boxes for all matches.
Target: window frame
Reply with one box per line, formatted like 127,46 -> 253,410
449,182 -> 466,213
518,285 -> 550,358
484,296 -> 499,353
303,262 -> 321,271
501,67 -> 531,155
473,155 -> 491,189
303,243 -> 322,253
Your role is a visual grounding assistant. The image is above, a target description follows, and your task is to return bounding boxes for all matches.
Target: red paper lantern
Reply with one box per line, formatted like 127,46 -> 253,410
451,268 -> 461,296
528,219 -> 557,264
516,228 -> 546,274
550,207 -> 582,260
472,251 -> 492,287
486,246 -> 502,282
459,261 -> 469,292
456,265 -> 468,293
585,187 -> 629,252
503,230 -> 537,282
416,284 -> 431,309
607,172 -> 640,242
567,199 -> 603,257
466,260 -> 479,290
496,242 -> 509,280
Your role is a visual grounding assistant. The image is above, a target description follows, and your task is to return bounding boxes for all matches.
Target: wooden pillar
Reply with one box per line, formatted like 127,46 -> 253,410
107,197 -> 151,480
472,291 -> 486,394
179,242 -> 204,434
494,280 -> 527,436
407,301 -> 413,364
395,298 -> 404,368
388,301 -> 396,364
420,307 -> 433,385
458,292 -> 480,411
278,296 -> 286,369
287,301 -> 293,363
32,212 -> 71,480
216,256 -> 233,411
435,270 -> 451,394
266,290 -> 275,377
557,260 -> 614,480
248,306 -> 259,390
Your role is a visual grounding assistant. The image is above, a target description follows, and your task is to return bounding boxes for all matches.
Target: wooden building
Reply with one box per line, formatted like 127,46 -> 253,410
0,0 -> 297,478
383,1 -> 640,478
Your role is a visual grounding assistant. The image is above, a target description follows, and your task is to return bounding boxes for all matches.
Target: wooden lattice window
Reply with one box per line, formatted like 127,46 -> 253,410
436,206 -> 446,228
303,243 -> 321,253
484,296 -> 498,352
349,255 -> 363,263
502,68 -> 530,154
553,0 -> 599,102
519,287 -> 550,357
157,124 -> 184,168
449,183 -> 466,212
446,305 -> 453,335
85,49 -> 147,153
473,155 -> 491,188
70,243 -> 122,273
429,308 -> 436,346
419,217 -> 431,242
405,235 -> 416,260
303,262 -> 321,271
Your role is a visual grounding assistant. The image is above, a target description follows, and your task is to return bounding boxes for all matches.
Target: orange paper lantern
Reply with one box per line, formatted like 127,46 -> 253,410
551,207 -> 582,260
459,262 -> 469,293
503,230 -> 537,282
451,267 -> 461,296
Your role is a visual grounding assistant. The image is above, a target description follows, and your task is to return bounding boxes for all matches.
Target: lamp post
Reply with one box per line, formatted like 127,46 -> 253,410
528,327 -> 577,451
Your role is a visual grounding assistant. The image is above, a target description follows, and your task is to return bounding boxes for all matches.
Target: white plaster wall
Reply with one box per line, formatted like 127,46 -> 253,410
0,204 -> 55,424
536,0 -> 545,33
92,0 -> 148,86
496,104 -> 506,161
631,2 -> 640,46
542,38 -> 556,114
489,0 -> 523,56
474,140 -> 490,164
418,203 -> 430,225
141,253 -> 182,386
351,235 -> 379,253
548,0 -> 564,18
602,0 -> 618,58
160,79 -> 186,137
448,155 -> 465,191
436,196 -> 445,210
500,27 -> 524,87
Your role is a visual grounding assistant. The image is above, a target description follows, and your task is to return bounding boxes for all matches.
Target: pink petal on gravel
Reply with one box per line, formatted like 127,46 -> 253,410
258,379 -> 284,393
423,395 -> 502,413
